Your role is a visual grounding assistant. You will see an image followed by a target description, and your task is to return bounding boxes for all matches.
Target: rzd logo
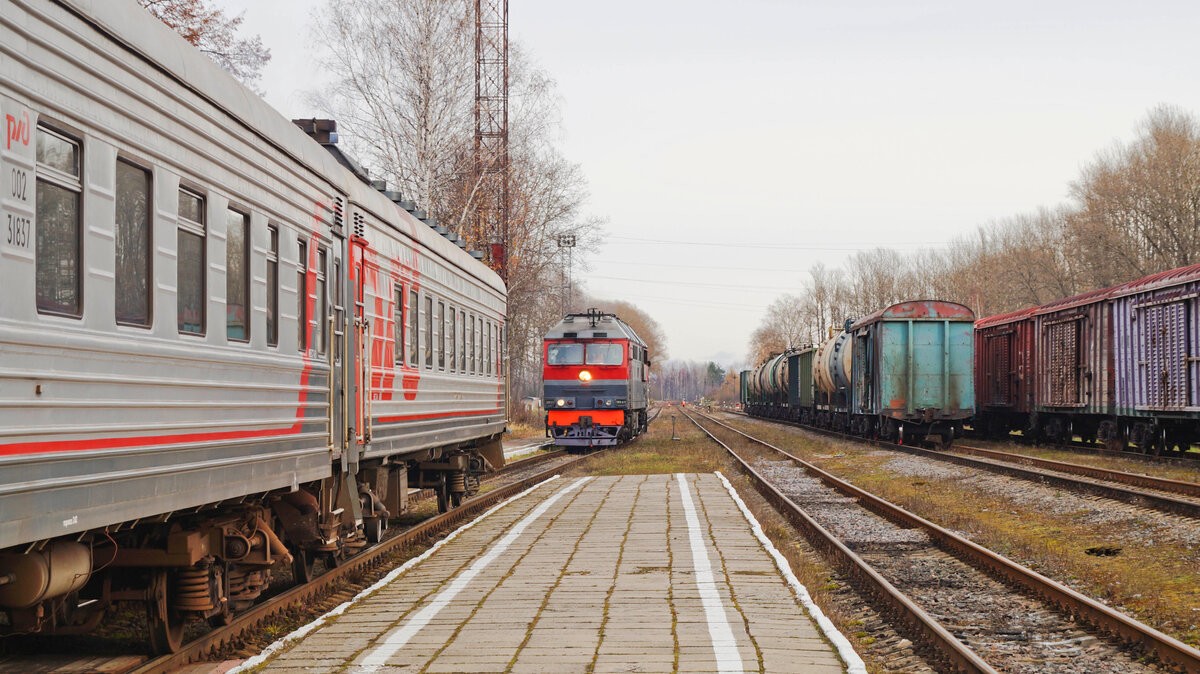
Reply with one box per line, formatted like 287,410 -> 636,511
6,111 -> 30,150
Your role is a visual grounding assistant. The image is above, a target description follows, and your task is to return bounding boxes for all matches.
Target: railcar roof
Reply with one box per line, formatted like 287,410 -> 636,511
850,300 -> 974,329
975,306 -> 1037,329
1110,262 -> 1200,298
544,313 -> 645,346
61,0 -> 505,297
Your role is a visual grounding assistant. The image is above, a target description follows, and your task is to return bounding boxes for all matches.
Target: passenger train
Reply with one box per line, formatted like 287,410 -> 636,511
1,0 -> 505,652
542,309 -> 651,448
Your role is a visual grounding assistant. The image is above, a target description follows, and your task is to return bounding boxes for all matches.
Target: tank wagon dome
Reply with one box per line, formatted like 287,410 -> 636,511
850,300 -> 974,329
975,306 -> 1037,330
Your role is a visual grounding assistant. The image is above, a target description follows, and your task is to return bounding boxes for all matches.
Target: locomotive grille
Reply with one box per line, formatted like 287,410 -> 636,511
353,212 -> 366,238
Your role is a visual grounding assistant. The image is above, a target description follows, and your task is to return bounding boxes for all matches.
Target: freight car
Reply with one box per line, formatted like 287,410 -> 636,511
1,1 -> 505,653
542,309 -> 651,447
742,301 -> 976,447
975,262 -> 1200,454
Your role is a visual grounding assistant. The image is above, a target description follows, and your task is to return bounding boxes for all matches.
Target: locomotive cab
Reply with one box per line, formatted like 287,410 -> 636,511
542,309 -> 650,448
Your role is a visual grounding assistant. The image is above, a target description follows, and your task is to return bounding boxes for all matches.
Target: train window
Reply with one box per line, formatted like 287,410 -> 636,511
297,240 -> 307,351
333,258 -> 342,364
459,310 -> 466,374
408,289 -> 418,367
316,248 -> 328,355
486,322 -> 493,376
115,159 -> 151,327
468,314 -> 475,374
586,343 -> 623,365
226,209 -> 249,341
547,342 -> 583,365
35,126 -> 82,317
266,225 -> 278,346
449,307 -> 457,371
424,295 -> 433,369
393,284 -> 404,364
438,301 -> 447,370
477,317 -> 484,374
177,188 -> 206,334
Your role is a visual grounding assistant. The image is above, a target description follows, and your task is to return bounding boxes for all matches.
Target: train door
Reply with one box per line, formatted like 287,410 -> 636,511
1045,317 -> 1083,406
985,332 -> 1012,405
1140,301 -> 1190,409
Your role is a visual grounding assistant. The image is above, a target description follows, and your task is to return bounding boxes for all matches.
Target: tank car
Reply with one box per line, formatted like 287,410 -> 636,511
542,309 -> 650,447
1,0 -> 504,653
744,351 -> 789,419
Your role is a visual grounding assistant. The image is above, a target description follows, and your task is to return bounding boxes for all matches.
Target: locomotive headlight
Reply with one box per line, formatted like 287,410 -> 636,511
578,370 -> 593,382
556,398 -> 567,407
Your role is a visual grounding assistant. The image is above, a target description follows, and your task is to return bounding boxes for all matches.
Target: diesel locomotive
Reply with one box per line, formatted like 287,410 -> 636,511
542,309 -> 651,447
742,300 -> 976,447
1,0 -> 505,652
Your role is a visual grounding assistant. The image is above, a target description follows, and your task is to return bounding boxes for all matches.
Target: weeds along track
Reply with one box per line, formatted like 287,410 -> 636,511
739,411 -> 1200,521
684,408 -> 1200,674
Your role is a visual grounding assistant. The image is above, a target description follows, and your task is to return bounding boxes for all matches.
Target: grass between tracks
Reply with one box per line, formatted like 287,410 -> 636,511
564,409 -> 895,673
723,414 -> 1200,649
969,439 -> 1200,484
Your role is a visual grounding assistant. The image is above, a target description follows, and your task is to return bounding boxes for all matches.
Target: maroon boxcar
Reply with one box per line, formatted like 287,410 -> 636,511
1109,263 -> 1200,451
1031,285 -> 1116,444
973,306 -> 1036,437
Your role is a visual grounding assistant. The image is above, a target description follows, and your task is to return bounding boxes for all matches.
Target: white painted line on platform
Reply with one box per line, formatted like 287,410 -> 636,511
228,475 -> 565,674
675,473 -> 743,674
715,471 -> 867,674
354,476 -> 593,673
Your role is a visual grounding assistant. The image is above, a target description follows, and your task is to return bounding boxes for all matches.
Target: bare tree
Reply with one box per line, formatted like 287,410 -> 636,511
138,0 -> 271,90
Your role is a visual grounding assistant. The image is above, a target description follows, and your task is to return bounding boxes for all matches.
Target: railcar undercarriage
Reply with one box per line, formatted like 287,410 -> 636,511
0,438 -> 501,654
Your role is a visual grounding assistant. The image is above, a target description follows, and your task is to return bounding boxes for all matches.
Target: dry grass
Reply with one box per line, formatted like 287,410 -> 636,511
504,420 -> 545,441
970,438 -> 1200,484
722,415 -> 1200,649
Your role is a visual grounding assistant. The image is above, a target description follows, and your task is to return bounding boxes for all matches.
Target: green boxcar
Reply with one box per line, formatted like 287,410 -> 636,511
849,301 -> 975,445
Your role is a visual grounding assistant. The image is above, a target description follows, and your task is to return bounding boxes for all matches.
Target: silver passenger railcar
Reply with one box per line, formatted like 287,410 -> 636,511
0,0 -> 505,652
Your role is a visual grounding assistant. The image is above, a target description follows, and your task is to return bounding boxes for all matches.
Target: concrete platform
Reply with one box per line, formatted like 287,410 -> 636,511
247,473 -> 858,673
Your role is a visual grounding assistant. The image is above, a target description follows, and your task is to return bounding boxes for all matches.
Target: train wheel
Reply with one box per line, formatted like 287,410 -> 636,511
937,428 -> 955,450
146,570 -> 184,654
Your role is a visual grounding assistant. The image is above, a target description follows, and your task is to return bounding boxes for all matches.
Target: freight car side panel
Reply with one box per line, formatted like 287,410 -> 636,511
874,320 -> 974,419
1034,301 -> 1111,416
1112,279 -> 1200,416
975,314 -> 1036,414
788,349 -> 815,408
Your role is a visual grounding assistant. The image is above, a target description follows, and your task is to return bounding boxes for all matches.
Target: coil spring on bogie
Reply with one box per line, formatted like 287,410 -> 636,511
227,568 -> 248,597
449,471 -> 467,494
175,567 -> 214,611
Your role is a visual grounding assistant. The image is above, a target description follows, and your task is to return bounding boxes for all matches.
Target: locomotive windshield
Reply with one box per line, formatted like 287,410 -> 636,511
547,343 -> 584,365
586,343 -> 623,365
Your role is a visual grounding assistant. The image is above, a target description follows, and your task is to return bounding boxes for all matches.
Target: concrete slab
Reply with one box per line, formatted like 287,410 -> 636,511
249,474 -> 857,673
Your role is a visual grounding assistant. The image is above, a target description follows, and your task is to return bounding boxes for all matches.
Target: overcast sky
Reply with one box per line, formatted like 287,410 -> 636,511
216,0 -> 1200,366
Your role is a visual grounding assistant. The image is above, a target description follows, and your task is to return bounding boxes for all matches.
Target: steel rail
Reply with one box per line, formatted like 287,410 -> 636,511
693,409 -> 1200,673
681,410 -> 996,674
951,442 -> 1200,498
746,412 -> 1200,520
130,455 -> 584,674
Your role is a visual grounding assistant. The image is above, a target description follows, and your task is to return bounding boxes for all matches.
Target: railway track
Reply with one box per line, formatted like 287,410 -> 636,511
684,408 -> 1200,673
130,448 -> 580,673
0,447 -> 577,674
738,412 -> 1200,520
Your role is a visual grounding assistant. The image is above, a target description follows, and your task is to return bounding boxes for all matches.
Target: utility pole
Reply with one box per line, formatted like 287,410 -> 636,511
474,0 -> 509,281
557,234 -> 576,314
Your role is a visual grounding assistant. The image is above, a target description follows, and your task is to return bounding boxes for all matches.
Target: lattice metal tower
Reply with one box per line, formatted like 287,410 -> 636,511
475,0 -> 509,281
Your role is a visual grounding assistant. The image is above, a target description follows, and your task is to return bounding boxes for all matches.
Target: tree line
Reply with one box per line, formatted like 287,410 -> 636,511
749,105 -> 1200,365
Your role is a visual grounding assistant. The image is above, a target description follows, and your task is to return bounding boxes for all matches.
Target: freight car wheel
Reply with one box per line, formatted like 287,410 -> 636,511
146,570 -> 184,654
